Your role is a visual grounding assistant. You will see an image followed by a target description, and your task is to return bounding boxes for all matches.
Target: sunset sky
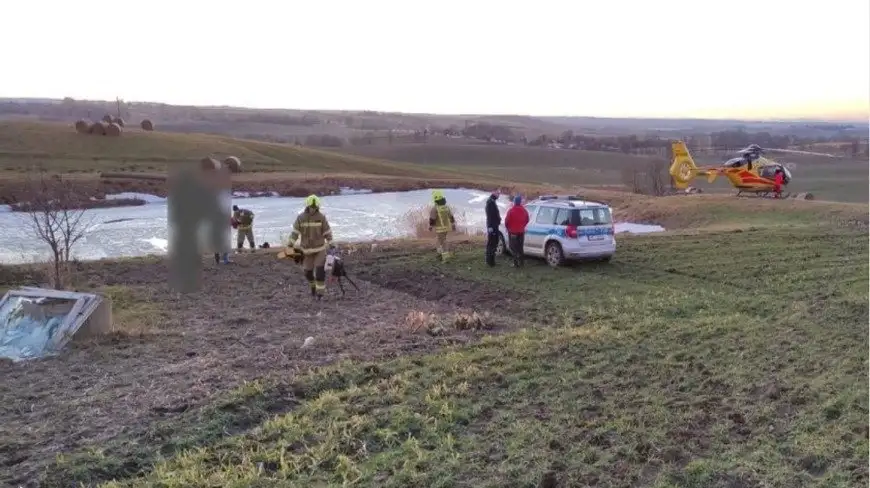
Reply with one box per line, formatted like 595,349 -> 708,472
4,0 -> 869,120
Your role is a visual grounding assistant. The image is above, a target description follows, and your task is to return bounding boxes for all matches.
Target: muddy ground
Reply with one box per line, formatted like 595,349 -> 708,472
0,250 -> 527,487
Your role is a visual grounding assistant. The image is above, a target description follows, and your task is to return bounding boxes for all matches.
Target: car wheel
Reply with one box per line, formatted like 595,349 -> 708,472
545,241 -> 565,268
495,232 -> 509,256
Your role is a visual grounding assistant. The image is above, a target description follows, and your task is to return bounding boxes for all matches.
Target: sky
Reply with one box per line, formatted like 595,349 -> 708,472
3,0 -> 869,120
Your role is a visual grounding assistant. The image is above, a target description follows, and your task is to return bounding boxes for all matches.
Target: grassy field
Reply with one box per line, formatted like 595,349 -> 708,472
336,141 -> 662,188
0,121 -> 455,177
1,118 -> 867,486
7,210 -> 863,487
0,121 -> 521,204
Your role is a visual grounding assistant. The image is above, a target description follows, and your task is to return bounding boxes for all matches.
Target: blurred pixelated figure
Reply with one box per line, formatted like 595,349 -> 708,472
167,161 -> 232,293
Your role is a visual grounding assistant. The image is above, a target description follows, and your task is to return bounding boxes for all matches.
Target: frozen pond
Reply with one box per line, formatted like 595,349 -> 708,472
0,189 -> 664,264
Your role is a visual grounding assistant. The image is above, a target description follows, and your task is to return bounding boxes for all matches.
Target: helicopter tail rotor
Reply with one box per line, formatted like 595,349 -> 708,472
669,141 -> 700,189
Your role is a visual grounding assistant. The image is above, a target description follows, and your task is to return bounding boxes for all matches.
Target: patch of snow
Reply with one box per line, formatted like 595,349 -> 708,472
232,191 -> 251,198
105,192 -> 166,204
141,237 -> 169,252
339,187 -> 373,195
614,222 -> 665,234
467,191 -> 489,204
468,191 -> 510,209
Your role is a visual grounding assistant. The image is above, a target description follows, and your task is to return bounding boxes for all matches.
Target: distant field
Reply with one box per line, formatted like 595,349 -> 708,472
335,142 -> 870,203
335,142 -> 663,187
0,121 -> 459,179
0,121 -> 866,204
0,121 -> 533,204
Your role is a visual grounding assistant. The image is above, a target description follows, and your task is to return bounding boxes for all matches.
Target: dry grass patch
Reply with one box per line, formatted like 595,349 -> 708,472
400,204 -> 477,238
98,285 -> 167,336
405,310 -> 494,336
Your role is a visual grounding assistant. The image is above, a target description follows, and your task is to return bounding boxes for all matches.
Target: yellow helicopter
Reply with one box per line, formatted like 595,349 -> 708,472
668,141 -> 801,198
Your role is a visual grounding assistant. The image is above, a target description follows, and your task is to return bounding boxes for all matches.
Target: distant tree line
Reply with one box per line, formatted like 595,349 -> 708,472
449,123 -> 869,155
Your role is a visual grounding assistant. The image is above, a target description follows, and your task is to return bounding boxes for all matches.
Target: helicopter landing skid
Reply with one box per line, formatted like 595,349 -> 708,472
736,191 -> 791,199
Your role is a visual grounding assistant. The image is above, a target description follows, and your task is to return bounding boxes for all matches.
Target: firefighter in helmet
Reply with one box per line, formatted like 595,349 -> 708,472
428,190 -> 456,261
231,205 -> 256,252
287,194 -> 334,299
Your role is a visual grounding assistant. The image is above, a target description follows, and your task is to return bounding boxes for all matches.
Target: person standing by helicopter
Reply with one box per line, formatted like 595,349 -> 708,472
773,167 -> 784,198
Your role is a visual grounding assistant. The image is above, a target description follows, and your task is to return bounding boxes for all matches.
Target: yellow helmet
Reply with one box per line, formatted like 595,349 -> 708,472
432,190 -> 444,202
305,194 -> 320,208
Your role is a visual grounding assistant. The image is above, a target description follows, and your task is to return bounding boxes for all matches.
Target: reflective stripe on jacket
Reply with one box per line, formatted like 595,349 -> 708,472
429,203 -> 455,233
289,209 -> 333,254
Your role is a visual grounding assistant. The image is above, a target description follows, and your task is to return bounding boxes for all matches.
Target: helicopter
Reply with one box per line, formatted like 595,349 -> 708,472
668,141 -> 802,198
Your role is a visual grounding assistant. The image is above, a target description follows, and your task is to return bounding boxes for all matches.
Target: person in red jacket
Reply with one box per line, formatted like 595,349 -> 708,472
773,168 -> 784,198
504,195 -> 530,267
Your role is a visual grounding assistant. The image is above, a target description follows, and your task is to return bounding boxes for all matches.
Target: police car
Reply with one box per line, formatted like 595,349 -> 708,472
496,195 -> 616,267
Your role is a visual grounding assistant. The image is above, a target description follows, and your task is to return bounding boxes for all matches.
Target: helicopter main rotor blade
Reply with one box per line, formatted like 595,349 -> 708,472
762,148 -> 839,157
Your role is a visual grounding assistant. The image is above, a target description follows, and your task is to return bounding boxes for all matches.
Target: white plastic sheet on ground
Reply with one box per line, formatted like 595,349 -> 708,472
0,288 -> 103,362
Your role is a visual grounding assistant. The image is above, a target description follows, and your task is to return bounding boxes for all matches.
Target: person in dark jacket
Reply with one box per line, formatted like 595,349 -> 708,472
503,195 -> 529,267
484,191 -> 502,267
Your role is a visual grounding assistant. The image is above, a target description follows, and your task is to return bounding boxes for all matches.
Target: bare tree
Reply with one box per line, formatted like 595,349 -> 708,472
621,159 -> 671,196
20,174 -> 93,289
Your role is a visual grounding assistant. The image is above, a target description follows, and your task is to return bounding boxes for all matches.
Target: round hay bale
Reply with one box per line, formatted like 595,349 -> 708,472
200,157 -> 221,171
223,156 -> 242,173
74,120 -> 90,134
106,123 -> 123,137
89,121 -> 108,136
102,114 -> 114,124
112,117 -> 125,127
140,119 -> 154,131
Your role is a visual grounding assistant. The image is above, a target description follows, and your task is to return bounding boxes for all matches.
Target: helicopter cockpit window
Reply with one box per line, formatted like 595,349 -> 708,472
759,165 -> 778,178
723,158 -> 745,168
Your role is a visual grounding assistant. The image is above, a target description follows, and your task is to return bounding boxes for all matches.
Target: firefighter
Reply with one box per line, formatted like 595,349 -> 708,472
288,195 -> 334,299
231,205 -> 256,252
428,190 -> 456,261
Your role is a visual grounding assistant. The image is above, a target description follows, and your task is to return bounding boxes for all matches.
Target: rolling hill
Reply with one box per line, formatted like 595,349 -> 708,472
0,121 -> 461,179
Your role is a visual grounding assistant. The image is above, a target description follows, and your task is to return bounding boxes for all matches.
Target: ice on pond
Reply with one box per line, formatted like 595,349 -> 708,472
1,189 -> 665,264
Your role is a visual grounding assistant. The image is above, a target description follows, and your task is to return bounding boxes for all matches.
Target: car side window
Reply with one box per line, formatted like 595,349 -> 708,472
555,208 -> 571,226
535,206 -> 557,225
525,205 -> 539,221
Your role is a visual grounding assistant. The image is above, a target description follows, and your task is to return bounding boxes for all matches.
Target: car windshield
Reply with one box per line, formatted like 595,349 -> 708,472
572,207 -> 612,226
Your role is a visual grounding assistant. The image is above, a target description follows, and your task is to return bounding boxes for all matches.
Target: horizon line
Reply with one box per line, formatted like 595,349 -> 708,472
3,95 -> 869,125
